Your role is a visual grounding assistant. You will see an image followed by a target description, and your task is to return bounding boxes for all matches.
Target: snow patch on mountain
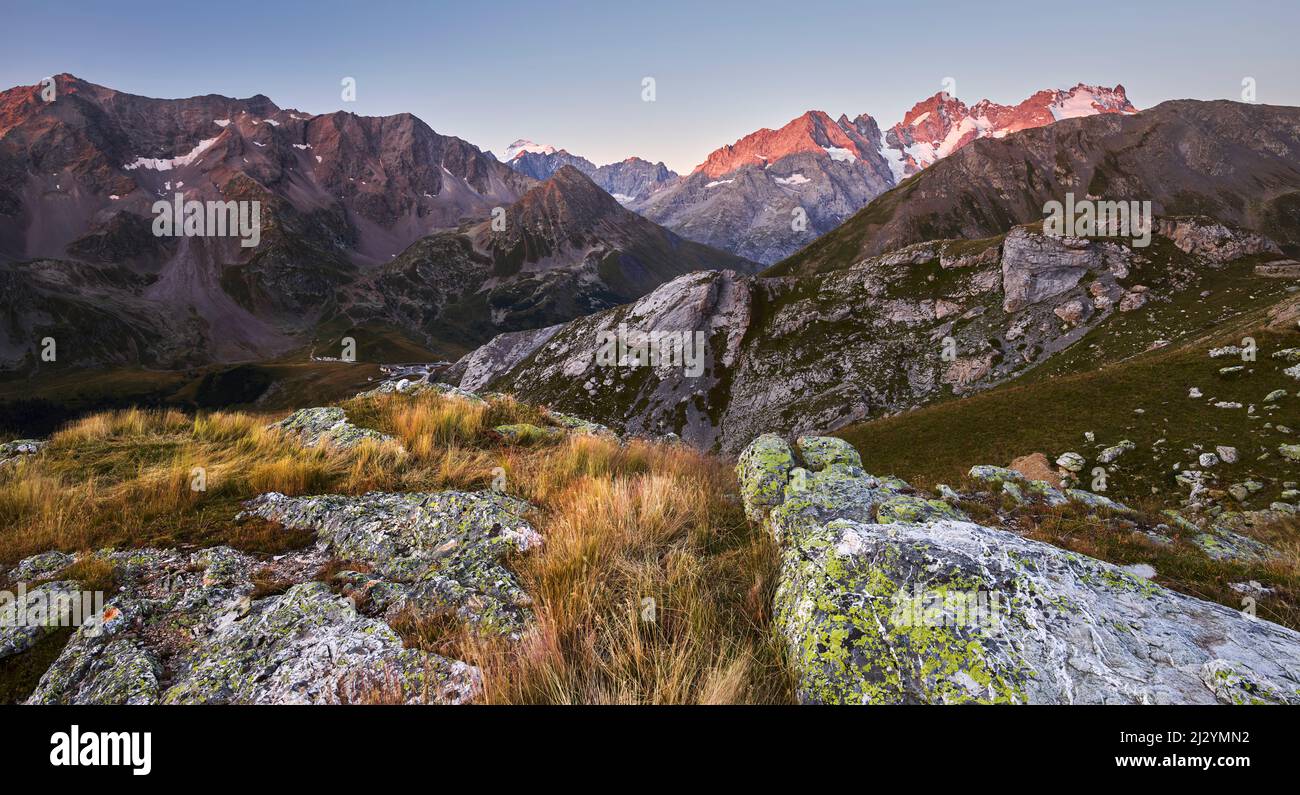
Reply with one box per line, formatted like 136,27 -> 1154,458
502,139 -> 558,161
124,136 -> 222,171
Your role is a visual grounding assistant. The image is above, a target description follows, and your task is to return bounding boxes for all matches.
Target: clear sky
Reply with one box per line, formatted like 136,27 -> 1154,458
2,0 -> 1297,173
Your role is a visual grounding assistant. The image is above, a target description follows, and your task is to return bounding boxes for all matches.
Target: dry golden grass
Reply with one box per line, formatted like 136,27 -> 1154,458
463,436 -> 792,704
0,391 -> 794,704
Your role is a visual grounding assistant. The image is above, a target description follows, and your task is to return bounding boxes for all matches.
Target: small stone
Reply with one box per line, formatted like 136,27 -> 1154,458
1230,581 -> 1274,597
1215,446 -> 1239,464
1198,453 -> 1219,468
1098,440 -> 1135,464
1188,387 -> 1203,398
1056,452 -> 1086,472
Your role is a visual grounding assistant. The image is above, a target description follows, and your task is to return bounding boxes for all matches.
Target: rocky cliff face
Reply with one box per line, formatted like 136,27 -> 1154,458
449,217 -> 1283,452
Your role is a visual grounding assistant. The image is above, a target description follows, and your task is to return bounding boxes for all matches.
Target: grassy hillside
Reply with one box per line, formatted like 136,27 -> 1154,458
0,391 -> 792,704
834,290 -> 1299,505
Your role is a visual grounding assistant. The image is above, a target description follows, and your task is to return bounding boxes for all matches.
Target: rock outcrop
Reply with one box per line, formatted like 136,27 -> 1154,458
271,407 -> 394,449
737,434 -> 1300,704
7,481 -> 546,704
457,216 -> 1283,452
238,490 -> 542,635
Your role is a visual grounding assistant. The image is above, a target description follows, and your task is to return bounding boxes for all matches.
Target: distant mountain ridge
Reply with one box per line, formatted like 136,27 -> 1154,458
628,84 -> 1136,264
496,139 -> 678,204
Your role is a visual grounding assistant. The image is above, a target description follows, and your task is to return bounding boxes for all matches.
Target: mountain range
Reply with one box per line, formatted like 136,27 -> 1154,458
0,75 -> 753,373
496,85 -> 1137,264
446,99 -> 1300,450
496,139 -> 678,204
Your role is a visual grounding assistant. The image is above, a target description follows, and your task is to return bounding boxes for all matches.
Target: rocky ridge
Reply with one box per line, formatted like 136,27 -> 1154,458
449,216 -> 1287,452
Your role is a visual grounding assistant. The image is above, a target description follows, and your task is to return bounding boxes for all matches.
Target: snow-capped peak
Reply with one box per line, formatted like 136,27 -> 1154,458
502,139 -> 558,161
1048,84 -> 1135,121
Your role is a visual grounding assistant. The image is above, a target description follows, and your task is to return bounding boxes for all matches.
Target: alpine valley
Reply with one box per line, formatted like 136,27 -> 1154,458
4,64 -> 1300,710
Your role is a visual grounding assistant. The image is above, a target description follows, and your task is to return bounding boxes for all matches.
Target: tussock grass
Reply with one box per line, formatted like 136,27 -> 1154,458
1,391 -> 794,704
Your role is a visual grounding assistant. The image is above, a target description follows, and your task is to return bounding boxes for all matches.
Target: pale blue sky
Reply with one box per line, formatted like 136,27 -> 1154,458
2,0 -> 1297,172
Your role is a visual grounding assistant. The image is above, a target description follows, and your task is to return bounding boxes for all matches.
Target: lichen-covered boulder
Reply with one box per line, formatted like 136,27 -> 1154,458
1097,440 -> 1136,464
1191,512 -> 1280,563
1065,488 -> 1136,515
0,580 -> 86,662
4,550 -> 73,584
967,465 -> 1065,506
876,494 -> 968,524
1280,444 -> 1300,463
967,464 -> 1023,485
1192,528 -> 1274,563
271,407 -> 393,449
0,439 -> 45,468
160,583 -> 479,705
546,411 -> 616,438
795,436 -> 862,471
22,546 -> 272,703
16,541 -> 489,705
1055,452 -> 1086,472
492,423 -> 566,445
239,490 -> 542,635
735,434 -> 797,523
735,435 -> 1300,704
27,607 -> 160,705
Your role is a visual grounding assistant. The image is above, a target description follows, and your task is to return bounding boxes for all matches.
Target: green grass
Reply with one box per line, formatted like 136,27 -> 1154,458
836,319 -> 1299,507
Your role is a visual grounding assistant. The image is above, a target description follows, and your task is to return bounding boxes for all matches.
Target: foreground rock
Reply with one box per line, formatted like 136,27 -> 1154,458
239,490 -> 542,635
12,486 -> 547,704
15,546 -> 473,704
737,434 -> 1300,704
0,439 -> 45,468
160,582 -> 479,705
272,407 -> 393,449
